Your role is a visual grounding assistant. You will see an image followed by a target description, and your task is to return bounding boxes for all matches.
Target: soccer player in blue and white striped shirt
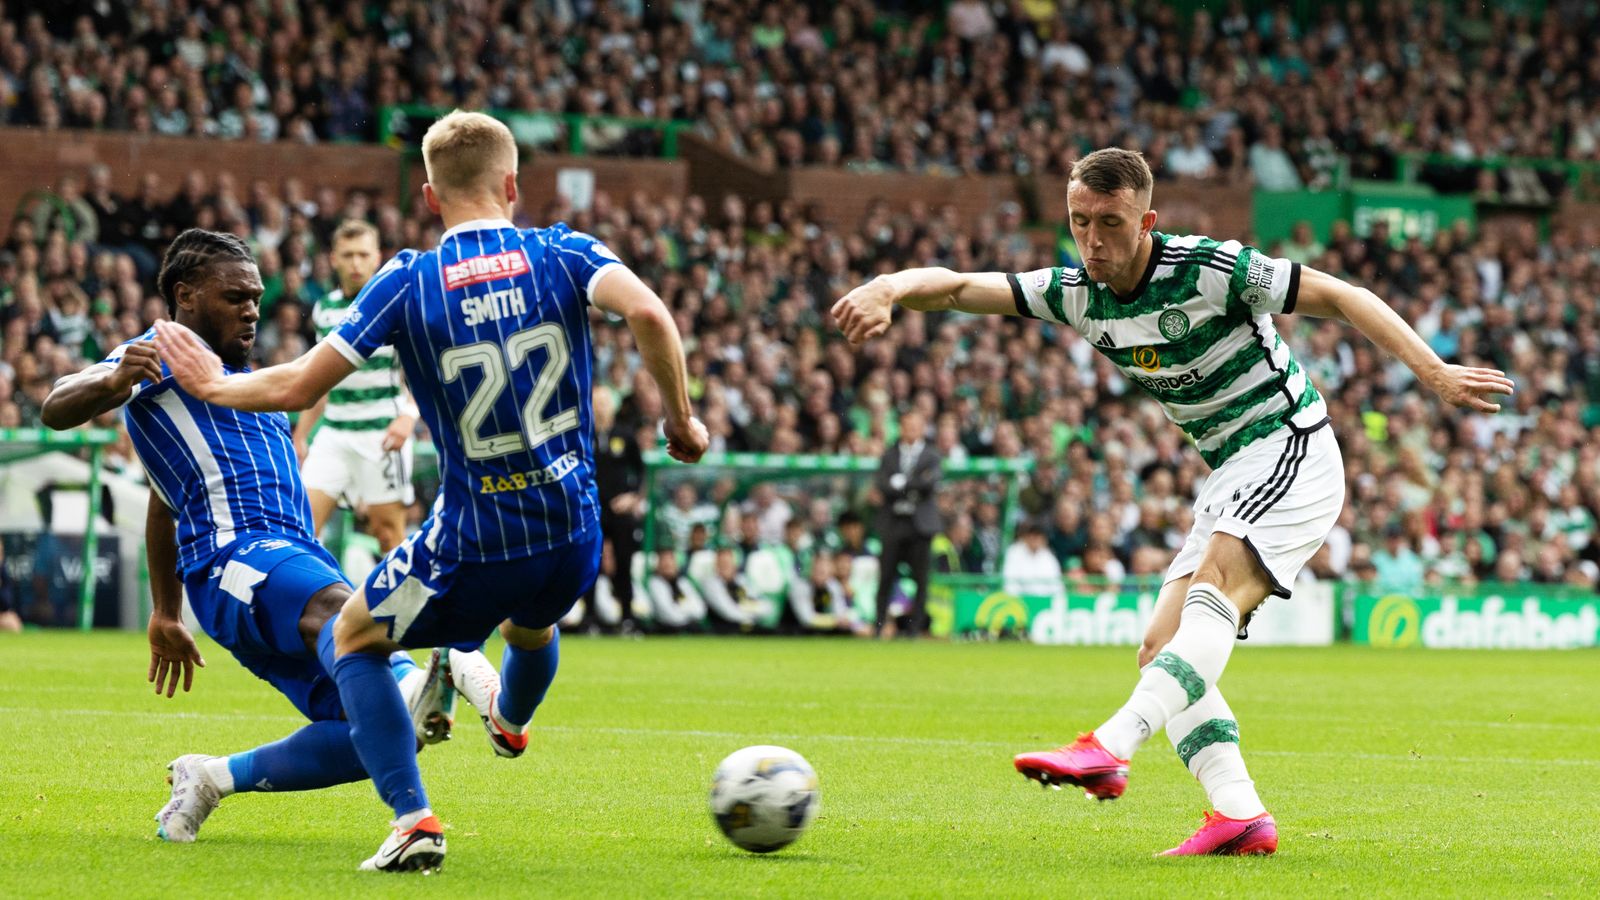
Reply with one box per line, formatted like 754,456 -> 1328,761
43,229 -> 446,845
158,110 -> 708,872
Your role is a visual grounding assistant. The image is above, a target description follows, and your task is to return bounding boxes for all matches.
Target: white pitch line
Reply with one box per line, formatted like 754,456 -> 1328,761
3,707 -> 1596,769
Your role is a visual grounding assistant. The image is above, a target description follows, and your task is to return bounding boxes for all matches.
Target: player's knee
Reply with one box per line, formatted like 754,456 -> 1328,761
299,583 -> 353,652
331,596 -> 385,656
500,621 -> 554,650
372,520 -> 406,554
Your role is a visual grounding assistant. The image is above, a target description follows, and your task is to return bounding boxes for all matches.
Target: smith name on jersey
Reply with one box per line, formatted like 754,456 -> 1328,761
1009,232 -> 1328,467
325,220 -> 619,563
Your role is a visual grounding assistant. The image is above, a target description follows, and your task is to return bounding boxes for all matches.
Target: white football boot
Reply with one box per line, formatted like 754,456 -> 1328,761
406,650 -> 455,745
155,754 -> 225,842
358,814 -> 447,872
446,649 -> 527,758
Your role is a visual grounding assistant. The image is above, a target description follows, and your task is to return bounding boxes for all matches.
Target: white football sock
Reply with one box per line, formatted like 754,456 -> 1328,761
1096,583 -> 1241,760
1167,687 -> 1265,819
202,756 -> 236,796
395,807 -> 434,830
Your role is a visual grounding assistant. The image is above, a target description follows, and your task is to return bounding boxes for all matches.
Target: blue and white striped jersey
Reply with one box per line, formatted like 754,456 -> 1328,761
94,329 -> 314,577
328,219 -> 617,563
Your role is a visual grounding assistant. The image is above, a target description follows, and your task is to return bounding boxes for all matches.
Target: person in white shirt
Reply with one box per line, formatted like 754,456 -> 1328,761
1003,519 -> 1064,597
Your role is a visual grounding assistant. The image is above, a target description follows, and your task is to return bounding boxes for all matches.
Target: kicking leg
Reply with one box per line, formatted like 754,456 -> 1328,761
1014,535 -> 1273,799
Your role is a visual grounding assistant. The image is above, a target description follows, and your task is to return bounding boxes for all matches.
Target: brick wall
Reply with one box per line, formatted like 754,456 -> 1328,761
3,126 -> 1249,245
0,126 -> 400,222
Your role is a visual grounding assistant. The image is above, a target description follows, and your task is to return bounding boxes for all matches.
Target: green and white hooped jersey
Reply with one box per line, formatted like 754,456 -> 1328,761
1010,232 -> 1327,468
313,288 -> 405,431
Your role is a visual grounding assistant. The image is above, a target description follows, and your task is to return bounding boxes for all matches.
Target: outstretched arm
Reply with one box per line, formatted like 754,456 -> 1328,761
41,342 -> 164,429
1294,267 -> 1514,413
832,269 -> 1019,345
156,320 -> 354,412
592,266 -> 708,464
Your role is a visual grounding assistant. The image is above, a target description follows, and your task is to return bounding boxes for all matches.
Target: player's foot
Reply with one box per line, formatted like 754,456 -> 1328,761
1160,811 -> 1278,856
155,754 -> 224,842
358,815 -> 447,872
447,648 -> 527,758
1013,732 -> 1129,800
409,649 -> 455,745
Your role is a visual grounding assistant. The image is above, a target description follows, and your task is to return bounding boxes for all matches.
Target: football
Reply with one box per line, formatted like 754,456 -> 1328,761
708,745 -> 820,853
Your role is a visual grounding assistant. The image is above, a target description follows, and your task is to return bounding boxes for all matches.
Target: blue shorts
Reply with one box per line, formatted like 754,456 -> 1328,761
183,533 -> 351,721
362,523 -> 601,650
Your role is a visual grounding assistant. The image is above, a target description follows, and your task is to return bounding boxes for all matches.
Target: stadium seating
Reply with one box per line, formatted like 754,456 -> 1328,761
3,1 -> 1599,619
5,1 -> 1598,179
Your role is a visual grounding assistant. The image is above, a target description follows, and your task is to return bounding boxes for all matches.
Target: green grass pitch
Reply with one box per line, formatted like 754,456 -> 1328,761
4,631 -> 1598,897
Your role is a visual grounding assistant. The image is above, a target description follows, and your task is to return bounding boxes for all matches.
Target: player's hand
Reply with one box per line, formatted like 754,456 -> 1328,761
147,614 -> 206,698
153,320 -> 224,401
382,414 -> 415,452
294,433 -> 310,463
665,416 -> 710,464
831,278 -> 898,346
107,342 -> 164,392
1424,364 -> 1516,414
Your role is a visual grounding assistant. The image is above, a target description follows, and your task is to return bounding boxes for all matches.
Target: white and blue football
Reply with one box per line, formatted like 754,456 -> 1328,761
709,745 -> 820,853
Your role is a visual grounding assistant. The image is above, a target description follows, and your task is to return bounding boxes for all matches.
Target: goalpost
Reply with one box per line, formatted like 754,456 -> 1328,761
0,426 -> 120,631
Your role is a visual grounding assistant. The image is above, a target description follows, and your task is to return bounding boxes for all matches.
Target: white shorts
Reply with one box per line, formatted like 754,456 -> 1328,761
302,427 -> 415,508
1166,422 -> 1344,598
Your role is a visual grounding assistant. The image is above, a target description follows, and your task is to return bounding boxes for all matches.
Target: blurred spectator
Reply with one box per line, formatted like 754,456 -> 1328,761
873,408 -> 941,638
0,540 -> 21,632
5,1 -> 1595,182
1372,525 -> 1426,595
1002,519 -> 1063,598
593,387 -> 644,631
1250,124 -> 1303,192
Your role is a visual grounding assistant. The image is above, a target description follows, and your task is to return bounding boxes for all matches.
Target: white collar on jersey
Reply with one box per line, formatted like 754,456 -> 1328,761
440,217 -> 515,241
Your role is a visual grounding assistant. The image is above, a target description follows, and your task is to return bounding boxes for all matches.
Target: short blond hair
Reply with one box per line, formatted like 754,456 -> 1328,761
421,110 -> 517,199
332,218 -> 379,246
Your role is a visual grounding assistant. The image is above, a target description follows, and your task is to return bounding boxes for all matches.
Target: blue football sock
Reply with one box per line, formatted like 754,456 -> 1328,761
497,627 -> 560,728
388,651 -> 420,681
226,720 -> 367,793
321,616 -> 429,817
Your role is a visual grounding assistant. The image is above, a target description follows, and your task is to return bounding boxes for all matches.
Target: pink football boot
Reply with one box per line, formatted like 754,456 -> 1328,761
1160,811 -> 1279,856
1013,733 -> 1130,800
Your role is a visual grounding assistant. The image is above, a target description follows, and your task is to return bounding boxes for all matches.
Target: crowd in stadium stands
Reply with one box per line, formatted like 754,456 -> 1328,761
5,1 -> 1600,182
4,164 -> 1600,626
5,0 -> 1600,629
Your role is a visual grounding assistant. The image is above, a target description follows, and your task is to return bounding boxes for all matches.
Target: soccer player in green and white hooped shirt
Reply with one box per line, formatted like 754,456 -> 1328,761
833,148 -> 1514,857
294,219 -> 419,553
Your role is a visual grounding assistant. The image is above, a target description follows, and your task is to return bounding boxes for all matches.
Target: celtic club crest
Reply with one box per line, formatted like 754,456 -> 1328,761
1158,309 -> 1190,341
1240,285 -> 1271,310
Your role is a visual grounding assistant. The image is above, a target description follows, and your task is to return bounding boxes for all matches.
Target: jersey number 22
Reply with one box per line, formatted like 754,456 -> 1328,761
440,323 -> 579,460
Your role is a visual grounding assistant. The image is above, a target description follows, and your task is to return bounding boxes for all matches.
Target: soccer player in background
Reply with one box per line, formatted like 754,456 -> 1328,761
832,149 -> 1513,856
158,110 -> 709,872
294,219 -> 419,553
41,229 -> 453,843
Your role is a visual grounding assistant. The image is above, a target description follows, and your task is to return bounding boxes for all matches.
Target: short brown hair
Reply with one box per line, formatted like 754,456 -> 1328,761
421,109 -> 517,198
332,218 -> 379,246
1070,148 -> 1154,197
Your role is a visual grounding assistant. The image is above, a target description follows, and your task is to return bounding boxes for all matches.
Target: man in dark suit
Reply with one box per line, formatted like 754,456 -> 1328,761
592,387 -> 643,633
874,408 -> 942,638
